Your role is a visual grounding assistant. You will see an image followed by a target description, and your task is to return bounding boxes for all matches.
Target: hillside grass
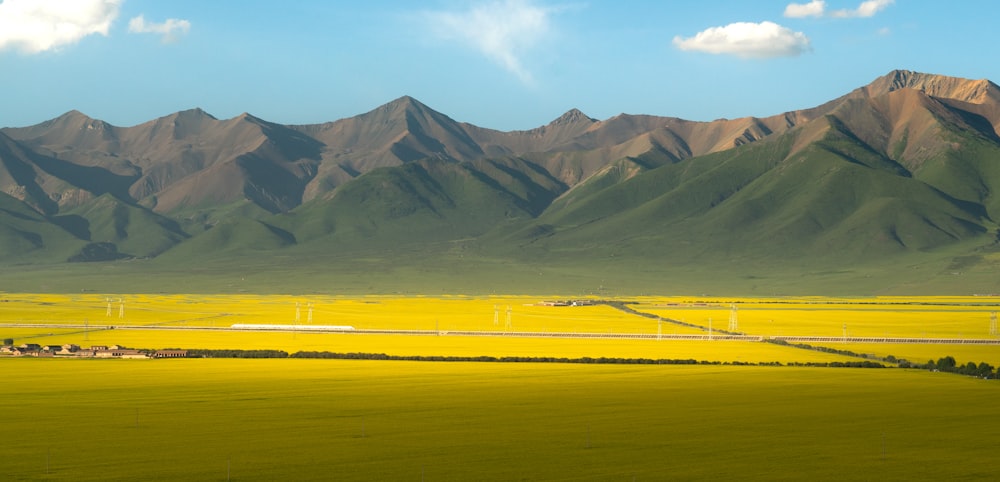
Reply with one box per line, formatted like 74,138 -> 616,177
3,235 -> 1000,296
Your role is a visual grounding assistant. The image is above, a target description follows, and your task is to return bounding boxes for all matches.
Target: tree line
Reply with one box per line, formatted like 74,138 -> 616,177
177,349 -> 884,367
766,339 -> 997,379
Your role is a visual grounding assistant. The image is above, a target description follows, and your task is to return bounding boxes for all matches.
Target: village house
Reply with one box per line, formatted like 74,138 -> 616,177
0,343 -> 185,359
95,347 -> 146,358
57,344 -> 81,355
153,350 -> 188,358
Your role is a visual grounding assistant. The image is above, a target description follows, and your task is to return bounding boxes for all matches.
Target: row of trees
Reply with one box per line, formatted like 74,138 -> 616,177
185,349 -> 289,358
766,339 -> 999,378
900,356 -> 997,379
12,341 -> 991,376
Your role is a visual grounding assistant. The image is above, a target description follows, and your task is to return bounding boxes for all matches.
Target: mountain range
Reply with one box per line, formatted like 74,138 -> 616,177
3,70 -> 1000,294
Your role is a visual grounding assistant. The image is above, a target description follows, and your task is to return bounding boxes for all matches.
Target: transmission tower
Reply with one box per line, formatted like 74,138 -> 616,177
493,305 -> 499,327
991,312 -> 998,336
118,298 -> 125,319
505,305 -> 512,331
307,303 -> 314,324
728,304 -> 738,332
295,302 -> 301,324
106,298 -> 112,317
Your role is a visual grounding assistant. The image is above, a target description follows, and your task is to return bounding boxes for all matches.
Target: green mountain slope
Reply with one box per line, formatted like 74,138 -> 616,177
504,113 -> 993,270
0,192 -> 84,262
285,156 -> 566,248
64,194 -> 189,258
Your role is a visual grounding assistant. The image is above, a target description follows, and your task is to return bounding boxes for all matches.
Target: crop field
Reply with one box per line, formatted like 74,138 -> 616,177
3,294 -> 999,364
0,294 -> 705,334
810,343 -> 1000,367
2,359 -> 999,481
4,294 -> 1000,480
634,297 -> 1000,339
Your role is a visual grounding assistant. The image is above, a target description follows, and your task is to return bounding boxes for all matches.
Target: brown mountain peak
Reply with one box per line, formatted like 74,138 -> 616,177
865,70 -> 996,104
382,95 -> 431,113
55,109 -> 94,121
172,108 -> 217,121
357,96 -> 444,126
233,112 -> 264,124
550,108 -> 596,126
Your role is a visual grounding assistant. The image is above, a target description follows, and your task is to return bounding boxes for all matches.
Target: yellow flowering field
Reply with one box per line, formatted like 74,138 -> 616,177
3,294 -> 998,364
0,294 -> 706,334
2,359 -> 998,481
633,297 -> 1000,339
811,343 -> 1000,366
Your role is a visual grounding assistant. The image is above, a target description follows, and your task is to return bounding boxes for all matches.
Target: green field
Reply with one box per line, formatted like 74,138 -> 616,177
2,359 -> 998,481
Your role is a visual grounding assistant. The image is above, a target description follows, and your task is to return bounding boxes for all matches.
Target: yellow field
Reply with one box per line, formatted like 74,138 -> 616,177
3,294 -> 999,364
812,343 -> 1000,366
0,294 -> 705,334
4,360 -> 999,480
635,297 -> 1000,339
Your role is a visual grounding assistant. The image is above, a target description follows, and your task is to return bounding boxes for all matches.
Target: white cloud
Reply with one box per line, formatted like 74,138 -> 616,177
784,0 -> 894,19
837,0 -> 894,17
128,15 -> 191,43
673,21 -> 811,59
425,0 -> 556,85
784,0 -> 826,18
0,0 -> 121,54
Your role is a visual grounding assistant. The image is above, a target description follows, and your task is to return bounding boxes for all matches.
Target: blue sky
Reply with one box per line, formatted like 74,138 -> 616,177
1,1 -> 995,131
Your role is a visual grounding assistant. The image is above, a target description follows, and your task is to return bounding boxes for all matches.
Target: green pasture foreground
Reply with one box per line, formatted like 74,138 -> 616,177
2,359 -> 998,481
